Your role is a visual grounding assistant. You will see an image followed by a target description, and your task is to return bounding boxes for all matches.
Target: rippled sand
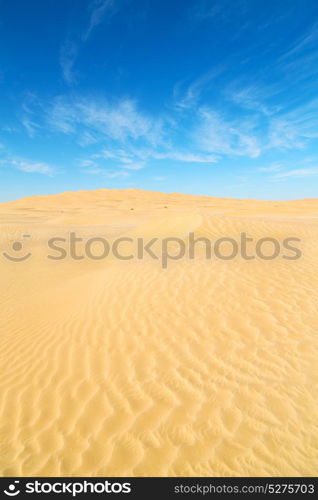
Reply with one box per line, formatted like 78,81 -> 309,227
0,189 -> 317,476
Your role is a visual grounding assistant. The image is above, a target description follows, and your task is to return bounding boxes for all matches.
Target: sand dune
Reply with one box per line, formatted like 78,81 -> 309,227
0,189 -> 317,476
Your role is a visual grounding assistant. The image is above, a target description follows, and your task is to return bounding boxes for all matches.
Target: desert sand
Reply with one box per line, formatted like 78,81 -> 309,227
0,188 -> 317,477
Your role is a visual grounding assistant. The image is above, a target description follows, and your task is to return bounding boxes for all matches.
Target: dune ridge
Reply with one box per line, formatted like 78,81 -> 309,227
0,189 -> 317,476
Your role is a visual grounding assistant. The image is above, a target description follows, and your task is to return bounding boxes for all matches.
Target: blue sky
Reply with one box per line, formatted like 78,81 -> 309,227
1,0 -> 318,201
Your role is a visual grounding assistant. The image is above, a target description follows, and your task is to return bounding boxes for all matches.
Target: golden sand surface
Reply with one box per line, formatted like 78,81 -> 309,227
0,189 -> 317,476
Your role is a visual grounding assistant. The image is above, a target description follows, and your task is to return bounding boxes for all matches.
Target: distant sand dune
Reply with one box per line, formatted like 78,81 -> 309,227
0,189 -> 317,476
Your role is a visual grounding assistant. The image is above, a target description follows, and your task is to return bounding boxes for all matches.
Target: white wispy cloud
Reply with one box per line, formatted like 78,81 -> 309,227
60,40 -> 78,85
60,0 -> 119,84
83,0 -> 116,41
2,157 -> 55,176
21,93 -> 42,137
48,97 -> 76,134
19,46 -> 318,180
225,82 -> 282,116
82,165 -> 104,175
151,151 -> 218,163
259,162 -> 283,172
48,96 -> 161,144
119,162 -> 145,170
0,143 -> 54,175
21,116 -> 39,137
268,119 -> 303,150
19,84 -> 318,179
1,126 -> 18,134
104,170 -> 130,178
195,108 -> 262,158
273,168 -> 318,179
78,99 -> 156,141
0,143 -> 55,176
268,98 -> 318,150
98,145 -> 219,169
78,131 -> 99,146
13,160 -> 55,175
78,159 -> 97,168
174,66 -> 224,109
279,21 -> 318,60
190,0 -> 241,23
79,158 -> 130,178
78,148 -> 146,177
